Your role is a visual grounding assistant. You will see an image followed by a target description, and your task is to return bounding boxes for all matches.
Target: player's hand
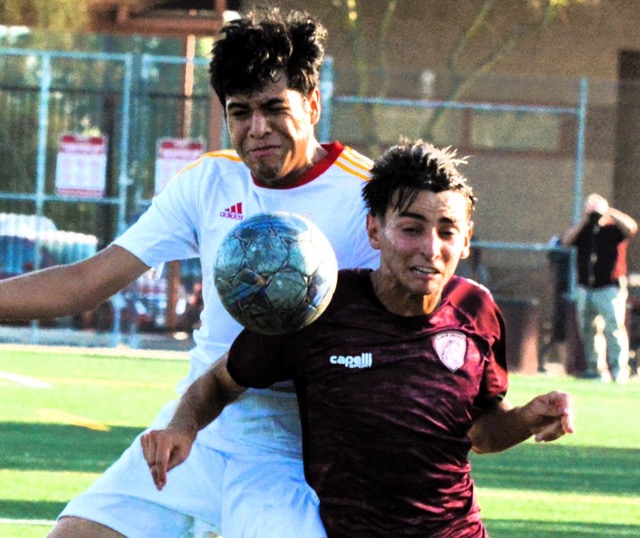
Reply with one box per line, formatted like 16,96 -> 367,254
140,427 -> 197,490
521,391 -> 574,443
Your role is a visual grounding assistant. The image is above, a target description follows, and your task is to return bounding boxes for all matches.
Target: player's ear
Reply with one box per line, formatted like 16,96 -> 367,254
308,87 -> 321,126
366,214 -> 382,251
460,221 -> 474,260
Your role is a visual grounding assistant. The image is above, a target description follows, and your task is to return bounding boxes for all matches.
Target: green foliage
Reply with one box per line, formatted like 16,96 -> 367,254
0,0 -> 89,32
330,0 -> 599,151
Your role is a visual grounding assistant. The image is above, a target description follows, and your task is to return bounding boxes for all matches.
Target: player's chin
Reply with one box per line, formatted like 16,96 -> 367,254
256,169 -> 285,186
405,278 -> 439,299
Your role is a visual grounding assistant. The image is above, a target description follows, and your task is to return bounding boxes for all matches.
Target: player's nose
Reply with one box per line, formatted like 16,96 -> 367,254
249,112 -> 270,137
420,229 -> 441,259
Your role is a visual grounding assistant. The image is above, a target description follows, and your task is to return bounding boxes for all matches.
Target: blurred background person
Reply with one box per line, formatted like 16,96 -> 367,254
562,193 -> 637,383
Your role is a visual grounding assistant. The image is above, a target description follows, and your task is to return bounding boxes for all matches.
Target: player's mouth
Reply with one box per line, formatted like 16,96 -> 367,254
248,145 -> 279,159
413,266 -> 438,274
411,266 -> 440,279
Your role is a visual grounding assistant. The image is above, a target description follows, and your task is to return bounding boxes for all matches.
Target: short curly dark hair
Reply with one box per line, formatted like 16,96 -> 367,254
209,7 -> 327,107
362,138 -> 476,218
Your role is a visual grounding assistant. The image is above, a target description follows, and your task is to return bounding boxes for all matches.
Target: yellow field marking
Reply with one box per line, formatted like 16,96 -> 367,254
37,408 -> 110,431
478,487 -> 640,506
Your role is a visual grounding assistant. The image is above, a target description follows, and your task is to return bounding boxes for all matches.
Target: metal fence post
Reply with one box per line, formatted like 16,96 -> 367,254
567,77 -> 589,301
29,52 -> 53,344
319,56 -> 334,143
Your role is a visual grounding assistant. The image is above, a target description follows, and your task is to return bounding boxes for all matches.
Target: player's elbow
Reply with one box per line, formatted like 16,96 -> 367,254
468,426 -> 491,454
469,432 -> 496,455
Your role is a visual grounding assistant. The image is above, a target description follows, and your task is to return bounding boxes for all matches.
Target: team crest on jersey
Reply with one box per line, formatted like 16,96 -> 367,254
433,331 -> 467,372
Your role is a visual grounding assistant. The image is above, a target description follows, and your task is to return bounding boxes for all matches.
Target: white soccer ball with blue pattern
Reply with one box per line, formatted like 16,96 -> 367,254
214,211 -> 338,335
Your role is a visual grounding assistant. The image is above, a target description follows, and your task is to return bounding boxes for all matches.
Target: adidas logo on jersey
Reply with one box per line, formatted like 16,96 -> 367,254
220,202 -> 243,220
330,353 -> 372,369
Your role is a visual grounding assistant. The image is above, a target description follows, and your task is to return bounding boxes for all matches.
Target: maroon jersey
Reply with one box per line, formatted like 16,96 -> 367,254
228,269 -> 508,537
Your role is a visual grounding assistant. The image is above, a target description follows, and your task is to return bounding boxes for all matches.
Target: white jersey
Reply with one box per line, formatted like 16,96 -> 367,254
114,141 -> 378,455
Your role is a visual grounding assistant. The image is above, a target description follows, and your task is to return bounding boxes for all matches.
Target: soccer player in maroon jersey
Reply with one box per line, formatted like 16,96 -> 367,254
142,139 -> 574,537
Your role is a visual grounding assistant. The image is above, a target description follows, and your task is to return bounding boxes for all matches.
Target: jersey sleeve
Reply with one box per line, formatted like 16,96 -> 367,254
453,280 -> 508,409
226,330 -> 292,388
112,166 -> 202,268
474,307 -> 509,409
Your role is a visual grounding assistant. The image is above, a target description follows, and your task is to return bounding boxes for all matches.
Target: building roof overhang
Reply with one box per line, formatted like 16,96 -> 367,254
87,0 -> 227,37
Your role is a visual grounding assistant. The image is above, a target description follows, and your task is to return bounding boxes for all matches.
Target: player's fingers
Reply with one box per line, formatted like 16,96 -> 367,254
534,422 -> 560,442
140,431 -> 157,465
152,435 -> 171,477
167,447 -> 183,469
148,463 -> 166,490
550,392 -> 575,433
541,391 -> 573,420
560,411 -> 575,434
534,416 -> 572,442
140,430 -> 172,489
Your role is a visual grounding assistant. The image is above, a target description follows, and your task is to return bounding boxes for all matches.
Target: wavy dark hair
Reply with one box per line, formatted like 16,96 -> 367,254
363,138 -> 476,218
209,7 -> 327,107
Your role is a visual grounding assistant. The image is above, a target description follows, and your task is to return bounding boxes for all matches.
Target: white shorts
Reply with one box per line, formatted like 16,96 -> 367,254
59,403 -> 326,538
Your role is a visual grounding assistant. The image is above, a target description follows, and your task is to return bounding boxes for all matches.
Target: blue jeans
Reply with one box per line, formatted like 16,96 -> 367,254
575,279 -> 629,379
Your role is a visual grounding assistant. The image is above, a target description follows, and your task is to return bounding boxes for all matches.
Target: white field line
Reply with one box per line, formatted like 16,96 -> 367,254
39,376 -> 174,389
0,517 -> 56,526
0,370 -> 174,390
0,342 -> 189,360
0,370 -> 52,389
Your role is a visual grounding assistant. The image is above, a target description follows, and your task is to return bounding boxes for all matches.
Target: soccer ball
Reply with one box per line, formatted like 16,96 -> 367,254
214,212 -> 338,335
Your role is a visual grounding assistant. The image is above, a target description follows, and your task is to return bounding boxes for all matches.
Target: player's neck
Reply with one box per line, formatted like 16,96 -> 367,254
307,139 -> 328,167
261,140 -> 327,189
370,270 -> 440,317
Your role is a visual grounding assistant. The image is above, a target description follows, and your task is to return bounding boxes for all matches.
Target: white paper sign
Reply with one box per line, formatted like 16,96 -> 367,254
55,133 -> 108,198
154,138 -> 205,194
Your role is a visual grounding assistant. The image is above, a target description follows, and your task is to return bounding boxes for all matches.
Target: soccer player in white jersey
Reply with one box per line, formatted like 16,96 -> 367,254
0,8 -> 573,538
0,8 -> 375,538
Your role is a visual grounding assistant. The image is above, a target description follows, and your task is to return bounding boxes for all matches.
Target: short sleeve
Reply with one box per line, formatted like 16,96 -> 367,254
113,170 -> 200,267
226,330 -> 291,388
474,308 -> 509,409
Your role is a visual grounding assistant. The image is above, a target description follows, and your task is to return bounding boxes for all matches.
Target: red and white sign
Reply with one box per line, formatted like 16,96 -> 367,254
55,133 -> 108,198
154,138 -> 205,194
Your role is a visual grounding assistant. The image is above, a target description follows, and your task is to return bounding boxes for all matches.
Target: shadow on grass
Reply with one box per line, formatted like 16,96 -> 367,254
485,518 -> 640,537
470,443 -> 640,497
0,422 -> 142,472
0,499 -> 65,520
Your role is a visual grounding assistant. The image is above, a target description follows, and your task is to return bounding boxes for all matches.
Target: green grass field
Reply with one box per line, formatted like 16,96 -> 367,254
1,346 -> 639,537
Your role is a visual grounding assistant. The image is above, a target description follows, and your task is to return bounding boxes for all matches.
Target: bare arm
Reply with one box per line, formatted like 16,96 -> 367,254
563,193 -> 638,245
469,391 -> 574,454
140,354 -> 246,490
561,192 -> 605,247
607,206 -> 638,238
560,217 -> 588,247
0,245 -> 148,321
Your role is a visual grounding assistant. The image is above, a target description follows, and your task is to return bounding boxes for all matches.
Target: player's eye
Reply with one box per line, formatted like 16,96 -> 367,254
265,105 -> 288,115
438,228 -> 456,239
401,226 -> 421,236
229,109 -> 250,118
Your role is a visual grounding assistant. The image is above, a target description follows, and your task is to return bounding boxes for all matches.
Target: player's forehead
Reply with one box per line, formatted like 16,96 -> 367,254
392,190 -> 471,224
225,74 -> 298,109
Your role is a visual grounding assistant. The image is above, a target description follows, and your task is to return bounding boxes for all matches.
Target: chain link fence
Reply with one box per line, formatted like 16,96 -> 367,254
1,48 -> 637,369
